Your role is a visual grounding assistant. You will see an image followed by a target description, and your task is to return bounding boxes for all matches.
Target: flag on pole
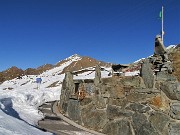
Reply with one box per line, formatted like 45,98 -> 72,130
159,11 -> 162,19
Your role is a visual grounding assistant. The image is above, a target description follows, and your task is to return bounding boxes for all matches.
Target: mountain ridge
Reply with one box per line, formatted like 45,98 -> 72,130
0,54 -> 111,83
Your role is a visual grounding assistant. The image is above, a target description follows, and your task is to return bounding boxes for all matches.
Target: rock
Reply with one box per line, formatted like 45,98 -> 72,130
134,88 -> 160,93
102,119 -> 133,135
140,59 -> 155,88
126,93 -> 149,102
156,71 -> 177,81
160,82 -> 180,100
168,122 -> 180,135
60,72 -> 75,113
132,112 -> 159,135
170,102 -> 180,120
93,95 -> 107,109
149,112 -> 170,134
122,76 -> 146,88
108,98 -> 128,107
107,105 -> 133,120
84,83 -> 95,94
79,97 -> 92,106
67,99 -> 81,123
162,61 -> 173,73
109,85 -> 125,98
125,103 -> 151,113
81,103 -> 107,131
94,65 -> 101,86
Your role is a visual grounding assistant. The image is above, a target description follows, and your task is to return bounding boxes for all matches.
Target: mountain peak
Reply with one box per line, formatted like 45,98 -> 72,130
65,54 -> 82,61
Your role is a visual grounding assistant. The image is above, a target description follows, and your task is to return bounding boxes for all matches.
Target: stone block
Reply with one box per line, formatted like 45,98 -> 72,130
160,82 -> 180,100
170,102 -> 180,120
126,93 -> 149,102
132,112 -> 159,135
125,103 -> 151,113
81,103 -> 107,131
67,99 -> 81,123
107,105 -> 133,120
93,95 -> 107,109
122,76 -> 146,88
102,119 -> 133,135
156,71 -> 177,81
168,122 -> 180,135
149,112 -> 170,134
108,98 -> 128,107
140,59 -> 155,88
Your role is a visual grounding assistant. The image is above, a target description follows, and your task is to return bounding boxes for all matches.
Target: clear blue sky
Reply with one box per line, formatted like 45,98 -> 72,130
0,0 -> 179,71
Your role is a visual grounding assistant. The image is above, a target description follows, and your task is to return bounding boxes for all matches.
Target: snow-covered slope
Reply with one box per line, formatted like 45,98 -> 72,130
0,54 -> 111,135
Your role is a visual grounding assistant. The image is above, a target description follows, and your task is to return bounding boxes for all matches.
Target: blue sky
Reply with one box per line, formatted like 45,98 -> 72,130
0,0 -> 179,71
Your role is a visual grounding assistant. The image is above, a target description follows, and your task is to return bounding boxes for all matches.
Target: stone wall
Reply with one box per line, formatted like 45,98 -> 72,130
59,59 -> 180,135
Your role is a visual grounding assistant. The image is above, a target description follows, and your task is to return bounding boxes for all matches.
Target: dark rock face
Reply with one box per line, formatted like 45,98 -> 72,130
140,59 -> 154,88
103,119 -> 133,135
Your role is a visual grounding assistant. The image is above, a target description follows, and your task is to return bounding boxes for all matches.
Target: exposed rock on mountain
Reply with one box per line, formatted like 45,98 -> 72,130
61,55 -> 111,74
24,64 -> 54,75
0,66 -> 24,83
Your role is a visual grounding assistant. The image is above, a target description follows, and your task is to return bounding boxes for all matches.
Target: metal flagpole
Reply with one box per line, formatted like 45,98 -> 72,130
162,6 -> 164,44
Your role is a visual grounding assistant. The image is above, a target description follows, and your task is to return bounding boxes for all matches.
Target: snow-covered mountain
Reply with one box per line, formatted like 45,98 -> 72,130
0,54 -> 111,135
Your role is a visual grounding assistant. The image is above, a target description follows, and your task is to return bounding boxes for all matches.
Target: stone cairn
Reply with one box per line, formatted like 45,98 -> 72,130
58,37 -> 180,135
